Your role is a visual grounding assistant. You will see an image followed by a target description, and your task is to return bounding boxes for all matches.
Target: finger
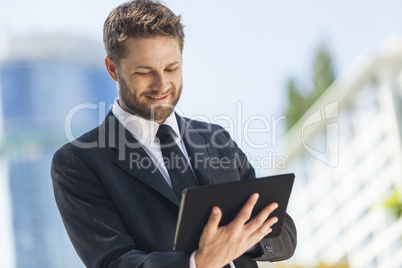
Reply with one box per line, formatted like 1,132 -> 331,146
245,202 -> 278,233
248,216 -> 279,245
258,202 -> 278,221
231,193 -> 260,227
203,206 -> 222,233
261,215 -> 279,234
264,216 -> 279,228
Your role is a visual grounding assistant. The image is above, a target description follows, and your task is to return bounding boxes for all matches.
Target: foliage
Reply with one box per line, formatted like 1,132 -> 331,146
284,78 -> 305,131
284,43 -> 335,130
383,187 -> 402,219
272,261 -> 350,268
313,45 -> 335,98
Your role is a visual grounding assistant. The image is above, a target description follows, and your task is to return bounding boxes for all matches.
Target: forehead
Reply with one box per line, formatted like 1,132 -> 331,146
121,36 -> 182,68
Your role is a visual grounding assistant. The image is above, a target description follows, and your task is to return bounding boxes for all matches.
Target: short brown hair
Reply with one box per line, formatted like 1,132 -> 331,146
103,0 -> 185,65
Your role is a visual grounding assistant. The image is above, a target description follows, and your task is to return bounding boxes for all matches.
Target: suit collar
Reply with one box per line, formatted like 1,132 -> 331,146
100,111 -> 214,206
101,111 -> 180,206
175,114 -> 212,186
111,99 -> 181,148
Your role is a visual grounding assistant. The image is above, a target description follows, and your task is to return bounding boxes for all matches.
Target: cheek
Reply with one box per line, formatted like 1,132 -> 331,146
129,79 -> 149,95
171,72 -> 182,87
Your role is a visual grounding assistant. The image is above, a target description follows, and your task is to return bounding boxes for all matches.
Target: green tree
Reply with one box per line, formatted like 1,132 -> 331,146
285,78 -> 305,129
284,43 -> 335,130
313,44 -> 335,99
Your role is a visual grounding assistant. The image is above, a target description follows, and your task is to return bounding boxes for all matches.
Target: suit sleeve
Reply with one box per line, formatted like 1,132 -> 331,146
226,129 -> 297,262
51,146 -> 191,268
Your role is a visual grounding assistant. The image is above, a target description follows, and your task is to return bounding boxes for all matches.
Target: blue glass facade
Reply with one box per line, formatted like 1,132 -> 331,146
0,60 -> 116,267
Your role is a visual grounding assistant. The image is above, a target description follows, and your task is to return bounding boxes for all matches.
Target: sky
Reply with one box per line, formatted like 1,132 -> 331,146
0,0 -> 402,160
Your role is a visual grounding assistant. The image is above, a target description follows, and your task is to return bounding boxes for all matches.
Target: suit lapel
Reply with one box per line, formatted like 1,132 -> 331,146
176,114 -> 212,186
102,111 -> 180,207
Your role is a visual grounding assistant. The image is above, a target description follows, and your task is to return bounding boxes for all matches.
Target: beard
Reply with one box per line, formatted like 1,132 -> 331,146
117,75 -> 182,122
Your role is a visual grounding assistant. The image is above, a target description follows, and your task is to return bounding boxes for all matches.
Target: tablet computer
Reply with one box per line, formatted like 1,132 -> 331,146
172,173 -> 295,252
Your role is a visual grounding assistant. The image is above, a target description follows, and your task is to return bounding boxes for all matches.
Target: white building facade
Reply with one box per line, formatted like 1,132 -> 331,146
276,38 -> 402,268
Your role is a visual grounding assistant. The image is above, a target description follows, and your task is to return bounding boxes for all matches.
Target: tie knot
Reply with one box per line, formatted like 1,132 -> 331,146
156,124 -> 173,143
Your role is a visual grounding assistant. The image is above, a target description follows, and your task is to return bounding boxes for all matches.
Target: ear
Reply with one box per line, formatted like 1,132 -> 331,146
105,56 -> 118,81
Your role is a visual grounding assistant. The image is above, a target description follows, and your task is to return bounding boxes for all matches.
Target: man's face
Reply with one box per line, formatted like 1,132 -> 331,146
114,36 -> 183,123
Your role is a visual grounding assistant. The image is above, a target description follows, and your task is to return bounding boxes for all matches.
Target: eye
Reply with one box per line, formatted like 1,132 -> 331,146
166,67 -> 178,72
135,72 -> 151,76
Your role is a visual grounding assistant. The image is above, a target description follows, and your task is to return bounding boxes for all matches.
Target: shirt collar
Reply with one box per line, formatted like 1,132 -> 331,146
112,98 -> 181,146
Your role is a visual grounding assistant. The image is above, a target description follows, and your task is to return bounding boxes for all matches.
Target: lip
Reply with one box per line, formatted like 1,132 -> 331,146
146,94 -> 169,102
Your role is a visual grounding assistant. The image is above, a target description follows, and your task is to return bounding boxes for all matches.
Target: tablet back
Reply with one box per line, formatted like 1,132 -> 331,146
173,173 -> 295,252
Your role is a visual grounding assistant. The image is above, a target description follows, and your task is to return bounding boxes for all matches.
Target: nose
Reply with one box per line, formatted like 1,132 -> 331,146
151,72 -> 170,92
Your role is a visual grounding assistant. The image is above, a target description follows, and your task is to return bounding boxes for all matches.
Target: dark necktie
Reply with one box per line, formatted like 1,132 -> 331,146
158,125 -> 230,267
156,124 -> 198,200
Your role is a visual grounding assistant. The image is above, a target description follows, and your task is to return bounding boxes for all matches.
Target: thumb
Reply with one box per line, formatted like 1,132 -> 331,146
204,206 -> 222,232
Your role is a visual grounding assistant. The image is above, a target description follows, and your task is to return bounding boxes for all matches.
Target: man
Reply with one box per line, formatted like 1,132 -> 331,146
51,1 -> 297,267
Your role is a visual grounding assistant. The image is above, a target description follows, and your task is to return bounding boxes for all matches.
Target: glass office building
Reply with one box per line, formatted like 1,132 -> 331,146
0,35 -> 116,267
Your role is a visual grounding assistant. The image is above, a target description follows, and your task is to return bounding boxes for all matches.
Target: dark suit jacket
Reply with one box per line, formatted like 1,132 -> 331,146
51,112 -> 296,268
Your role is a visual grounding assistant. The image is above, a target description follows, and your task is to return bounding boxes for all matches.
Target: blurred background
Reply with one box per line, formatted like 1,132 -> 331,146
0,0 -> 401,267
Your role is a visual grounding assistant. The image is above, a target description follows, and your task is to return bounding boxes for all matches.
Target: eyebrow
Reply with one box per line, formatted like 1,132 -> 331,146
135,61 -> 180,70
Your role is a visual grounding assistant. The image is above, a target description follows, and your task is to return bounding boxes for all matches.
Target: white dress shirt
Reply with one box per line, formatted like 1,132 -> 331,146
112,99 -> 236,268
112,99 -> 194,187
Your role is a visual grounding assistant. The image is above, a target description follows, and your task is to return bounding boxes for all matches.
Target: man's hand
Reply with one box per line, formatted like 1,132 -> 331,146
194,193 -> 278,268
